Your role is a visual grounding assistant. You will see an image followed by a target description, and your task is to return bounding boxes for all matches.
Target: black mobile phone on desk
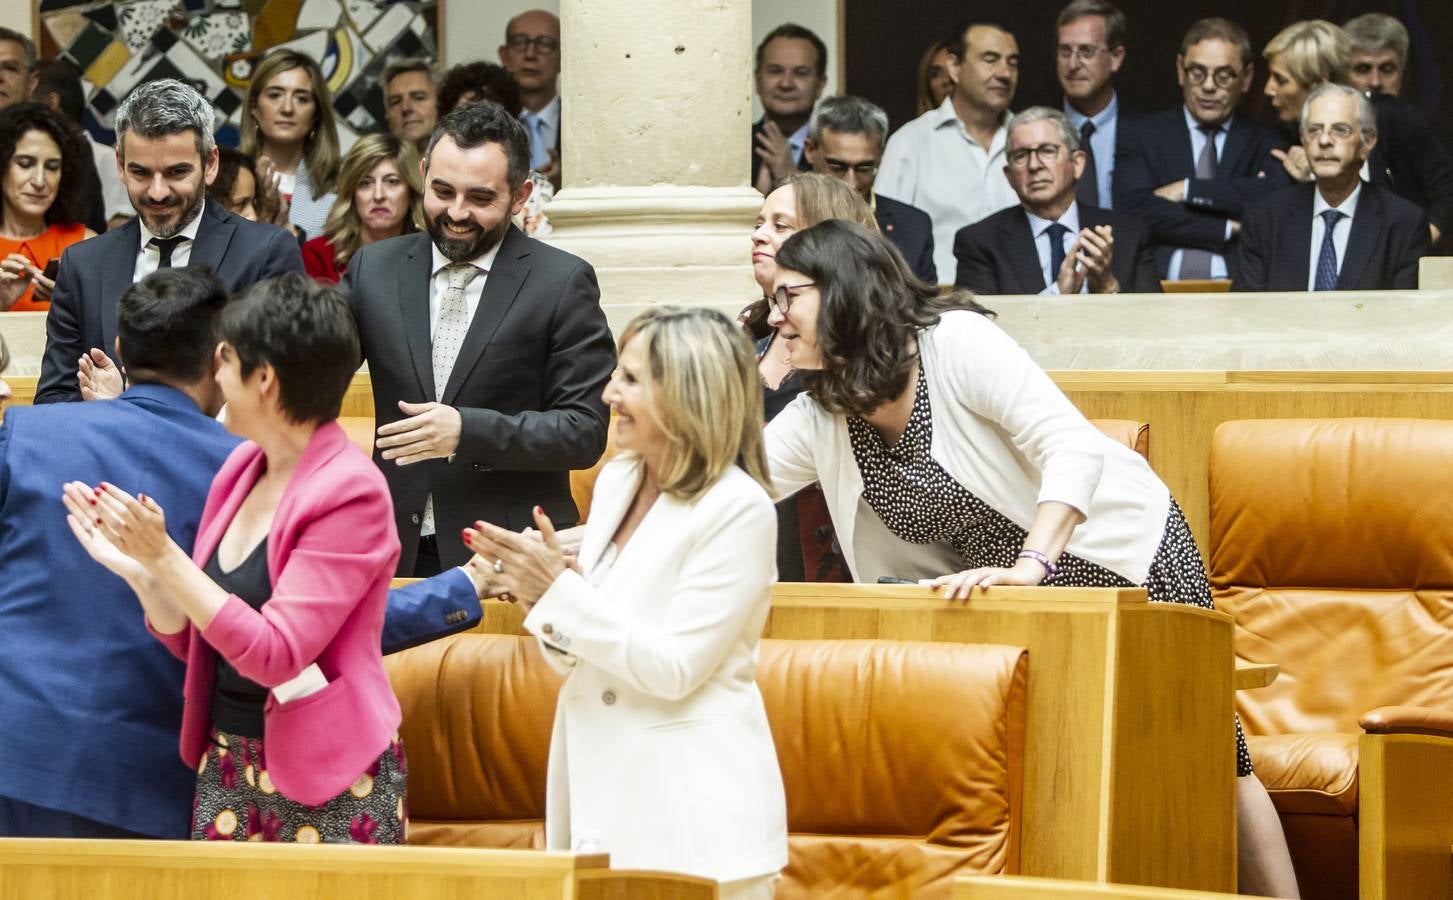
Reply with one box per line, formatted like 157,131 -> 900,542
42,258 -> 59,281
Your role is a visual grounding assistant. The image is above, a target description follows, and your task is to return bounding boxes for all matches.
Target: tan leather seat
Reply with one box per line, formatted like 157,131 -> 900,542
1209,418 -> 1453,900
1089,418 -> 1149,460
386,634 -> 1028,897
338,416 -> 375,456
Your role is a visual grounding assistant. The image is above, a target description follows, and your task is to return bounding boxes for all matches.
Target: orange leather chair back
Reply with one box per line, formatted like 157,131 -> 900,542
338,417 -> 375,456
1089,418 -> 1149,460
568,415 -> 618,523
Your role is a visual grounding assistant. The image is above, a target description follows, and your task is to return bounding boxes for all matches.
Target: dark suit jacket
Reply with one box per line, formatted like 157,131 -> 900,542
751,118 -> 813,191
345,226 -> 615,574
1113,108 -> 1290,279
952,202 -> 1159,295
1368,93 -> 1453,242
875,194 -> 937,283
1234,182 -> 1430,292
35,202 -> 302,404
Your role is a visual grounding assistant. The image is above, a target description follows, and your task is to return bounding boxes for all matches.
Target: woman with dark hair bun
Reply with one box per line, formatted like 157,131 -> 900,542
0,102 -> 94,311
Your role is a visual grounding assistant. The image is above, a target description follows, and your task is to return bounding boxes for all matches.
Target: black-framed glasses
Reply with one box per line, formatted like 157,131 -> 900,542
1057,44 -> 1111,63
823,159 -> 878,178
1006,143 -> 1067,168
769,282 -> 815,316
1302,123 -> 1358,142
506,34 -> 560,55
1183,64 -> 1243,89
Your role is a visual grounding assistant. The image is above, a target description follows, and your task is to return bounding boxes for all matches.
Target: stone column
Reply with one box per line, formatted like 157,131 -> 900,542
545,0 -> 762,334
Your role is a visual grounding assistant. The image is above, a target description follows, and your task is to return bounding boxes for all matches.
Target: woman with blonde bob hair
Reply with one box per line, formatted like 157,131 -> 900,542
464,306 -> 788,899
242,49 -> 342,239
1262,20 -> 1350,128
303,134 -> 424,283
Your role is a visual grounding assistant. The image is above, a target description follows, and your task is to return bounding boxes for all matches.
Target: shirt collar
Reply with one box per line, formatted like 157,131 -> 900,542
1063,92 -> 1117,130
138,198 -> 207,247
786,119 -> 811,155
1024,201 -> 1081,237
431,233 -> 505,278
525,95 -> 561,131
1182,105 -> 1229,136
936,98 -> 1010,154
1314,180 -> 1363,217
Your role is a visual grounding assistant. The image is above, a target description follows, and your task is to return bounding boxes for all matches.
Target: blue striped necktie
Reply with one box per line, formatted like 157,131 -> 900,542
1314,209 -> 1344,291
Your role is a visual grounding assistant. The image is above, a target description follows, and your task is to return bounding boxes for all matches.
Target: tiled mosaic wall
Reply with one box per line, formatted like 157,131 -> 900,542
37,0 -> 439,148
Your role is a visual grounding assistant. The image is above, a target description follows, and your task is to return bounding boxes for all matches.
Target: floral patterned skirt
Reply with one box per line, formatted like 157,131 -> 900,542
191,729 -> 407,844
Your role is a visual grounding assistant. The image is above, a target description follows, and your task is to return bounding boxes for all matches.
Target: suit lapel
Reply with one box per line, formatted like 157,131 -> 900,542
1284,187 -> 1315,289
1338,186 -> 1380,289
396,234 -> 436,400
1003,211 -> 1047,293
1166,114 -> 1194,176
441,227 -> 529,406
101,220 -> 142,356
1219,118 -> 1251,176
576,458 -> 639,575
189,204 -> 234,273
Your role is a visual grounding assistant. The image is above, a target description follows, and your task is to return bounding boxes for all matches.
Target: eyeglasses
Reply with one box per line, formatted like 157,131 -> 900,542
1183,64 -> 1243,89
823,159 -> 878,178
505,34 -> 560,55
769,282 -> 814,316
1057,44 -> 1111,63
1006,143 -> 1068,168
1302,123 -> 1359,142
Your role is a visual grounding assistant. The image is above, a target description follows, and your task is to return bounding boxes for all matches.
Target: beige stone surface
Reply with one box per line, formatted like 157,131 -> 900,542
1421,258 -> 1453,290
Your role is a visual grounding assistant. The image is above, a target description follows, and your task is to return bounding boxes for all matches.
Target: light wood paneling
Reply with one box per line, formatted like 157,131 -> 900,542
1358,732 -> 1453,900
955,874 -> 1271,898
0,840 -> 716,900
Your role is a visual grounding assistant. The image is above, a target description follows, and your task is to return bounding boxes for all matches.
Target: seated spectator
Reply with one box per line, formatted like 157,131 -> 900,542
207,147 -> 260,221
498,10 -> 562,189
916,39 -> 956,117
1056,0 -> 1130,211
438,61 -> 522,117
878,21 -> 1022,285
30,60 -> 126,232
954,106 -> 1156,295
803,95 -> 937,283
1112,17 -> 1289,283
242,49 -> 340,240
752,24 -> 828,193
303,134 -> 423,284
1260,19 -> 1453,248
383,56 -> 440,151
0,102 -> 94,312
1236,83 -> 1429,292
1343,13 -> 1408,97
0,27 -> 34,113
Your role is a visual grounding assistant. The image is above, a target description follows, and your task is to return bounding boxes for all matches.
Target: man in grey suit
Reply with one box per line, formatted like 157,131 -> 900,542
35,78 -> 302,404
346,102 -> 614,577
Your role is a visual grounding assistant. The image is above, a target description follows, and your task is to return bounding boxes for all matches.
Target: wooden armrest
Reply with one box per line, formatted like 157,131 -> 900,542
1233,663 -> 1278,691
1361,705 -> 1453,739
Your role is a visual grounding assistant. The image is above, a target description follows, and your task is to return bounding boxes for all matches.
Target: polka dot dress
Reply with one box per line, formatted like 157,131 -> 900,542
847,363 -> 1252,777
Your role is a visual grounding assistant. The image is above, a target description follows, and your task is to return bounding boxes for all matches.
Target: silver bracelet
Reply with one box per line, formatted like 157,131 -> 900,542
1016,549 -> 1057,582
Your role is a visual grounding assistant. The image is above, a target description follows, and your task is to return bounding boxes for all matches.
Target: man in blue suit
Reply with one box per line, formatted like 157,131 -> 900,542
0,268 -> 487,838
35,78 -> 302,405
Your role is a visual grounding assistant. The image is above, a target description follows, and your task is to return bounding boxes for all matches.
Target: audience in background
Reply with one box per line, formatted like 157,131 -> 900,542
1056,0 -> 1128,210
1113,17 -> 1289,284
804,95 -> 936,283
303,133 -> 423,284
751,24 -> 828,194
207,147 -> 260,221
1343,13 -> 1408,98
1237,83 -> 1429,292
915,40 -> 956,117
241,49 -> 340,240
878,21 -> 1022,286
30,60 -> 125,232
0,102 -> 93,312
0,28 -> 34,112
438,61 -> 523,117
499,10 -> 562,189
954,106 -> 1157,295
382,57 -> 440,151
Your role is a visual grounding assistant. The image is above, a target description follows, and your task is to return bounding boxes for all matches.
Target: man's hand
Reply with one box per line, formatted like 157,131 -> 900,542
1270,147 -> 1313,182
78,348 -> 124,401
1055,238 -> 1088,295
376,400 -> 463,465
753,121 -> 796,193
254,155 -> 293,228
1077,225 -> 1119,294
539,147 -> 561,190
0,253 -> 33,310
1153,180 -> 1187,203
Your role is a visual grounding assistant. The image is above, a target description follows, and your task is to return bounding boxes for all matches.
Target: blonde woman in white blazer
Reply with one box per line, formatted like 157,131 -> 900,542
760,221 -> 1301,899
465,307 -> 788,900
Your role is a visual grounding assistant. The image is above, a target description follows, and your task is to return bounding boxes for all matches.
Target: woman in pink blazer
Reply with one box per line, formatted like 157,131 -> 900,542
63,273 -> 405,843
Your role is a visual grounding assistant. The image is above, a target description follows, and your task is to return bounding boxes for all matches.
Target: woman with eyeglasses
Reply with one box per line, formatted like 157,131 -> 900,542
762,219 -> 1302,899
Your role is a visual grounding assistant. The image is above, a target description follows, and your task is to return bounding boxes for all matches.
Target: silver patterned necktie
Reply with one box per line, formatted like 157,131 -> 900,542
1179,124 -> 1221,280
422,262 -> 480,536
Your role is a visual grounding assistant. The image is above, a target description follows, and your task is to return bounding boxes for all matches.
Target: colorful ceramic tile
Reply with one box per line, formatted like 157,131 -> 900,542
83,5 -> 119,31
39,0 -> 92,11
66,21 -> 114,70
296,0 -> 342,33
273,29 -> 329,64
252,0 -> 303,52
361,0 -> 410,53
343,0 -> 384,34
84,41 -> 132,88
181,11 -> 251,59
45,10 -> 89,51
119,0 -> 178,54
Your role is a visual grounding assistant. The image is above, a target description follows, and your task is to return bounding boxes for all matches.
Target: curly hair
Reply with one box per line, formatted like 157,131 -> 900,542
774,219 -> 993,416
0,102 -> 87,226
438,61 -> 523,118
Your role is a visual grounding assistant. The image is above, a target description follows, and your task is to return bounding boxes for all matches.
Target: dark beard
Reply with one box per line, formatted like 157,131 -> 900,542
427,212 -> 509,262
141,187 -> 206,239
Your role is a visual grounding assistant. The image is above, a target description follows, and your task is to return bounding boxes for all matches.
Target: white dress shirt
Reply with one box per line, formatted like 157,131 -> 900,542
1024,202 -> 1087,295
132,199 -> 207,282
427,239 -> 503,335
1167,107 -> 1231,280
1063,93 -> 1118,209
1308,182 -> 1362,291
285,160 -> 336,241
876,97 -> 1019,284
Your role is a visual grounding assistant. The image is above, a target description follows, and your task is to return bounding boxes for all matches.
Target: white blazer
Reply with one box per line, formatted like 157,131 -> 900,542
522,457 -> 788,883
764,310 -> 1171,584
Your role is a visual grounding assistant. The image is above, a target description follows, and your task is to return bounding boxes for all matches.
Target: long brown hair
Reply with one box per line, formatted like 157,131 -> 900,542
241,49 -> 341,194
322,134 -> 424,270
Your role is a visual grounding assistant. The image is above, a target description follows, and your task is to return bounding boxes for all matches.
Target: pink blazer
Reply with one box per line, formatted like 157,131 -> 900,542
151,421 -> 402,806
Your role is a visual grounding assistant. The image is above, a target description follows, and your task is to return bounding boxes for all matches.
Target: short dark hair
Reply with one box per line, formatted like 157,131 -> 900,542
809,95 -> 890,149
948,20 -> 1016,62
216,273 -> 359,424
755,24 -> 828,79
117,267 -> 229,385
1056,0 -> 1127,49
775,220 -> 993,416
0,27 -> 36,70
0,102 -> 87,226
438,61 -> 523,118
31,59 -> 86,125
423,100 -> 531,189
1181,17 -> 1253,69
208,147 -> 257,209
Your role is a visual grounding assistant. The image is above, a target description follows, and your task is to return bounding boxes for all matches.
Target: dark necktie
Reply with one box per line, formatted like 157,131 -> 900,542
1314,209 -> 1344,291
1076,120 -> 1098,208
1045,222 -> 1070,288
150,236 -> 186,268
1179,124 -> 1222,280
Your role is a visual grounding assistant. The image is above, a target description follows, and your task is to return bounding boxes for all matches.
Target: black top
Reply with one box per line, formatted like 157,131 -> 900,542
204,539 -> 271,738
755,334 -> 804,422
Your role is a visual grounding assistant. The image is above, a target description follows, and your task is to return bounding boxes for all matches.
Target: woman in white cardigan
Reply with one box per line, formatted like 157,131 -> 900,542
761,220 -> 1300,899
464,307 -> 788,900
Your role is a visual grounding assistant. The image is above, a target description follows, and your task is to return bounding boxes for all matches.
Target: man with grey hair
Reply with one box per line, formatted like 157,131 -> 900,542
1344,13 -> 1408,98
1237,83 -> 1429,291
0,26 -> 36,110
804,95 -> 936,282
954,106 -> 1155,295
35,78 -> 302,404
383,56 -> 440,150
